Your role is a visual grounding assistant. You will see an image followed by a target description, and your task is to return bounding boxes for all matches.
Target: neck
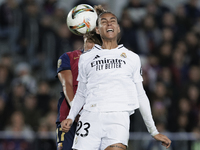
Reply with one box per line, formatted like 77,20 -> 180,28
101,40 -> 118,49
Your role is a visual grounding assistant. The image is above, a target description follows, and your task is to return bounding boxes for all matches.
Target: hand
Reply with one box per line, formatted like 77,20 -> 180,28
153,133 -> 171,149
61,119 -> 73,133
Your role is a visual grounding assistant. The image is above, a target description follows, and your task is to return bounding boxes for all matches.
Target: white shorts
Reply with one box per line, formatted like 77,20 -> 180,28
72,110 -> 130,150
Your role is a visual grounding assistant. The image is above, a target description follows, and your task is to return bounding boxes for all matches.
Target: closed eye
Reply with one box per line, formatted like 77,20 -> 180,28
101,21 -> 107,24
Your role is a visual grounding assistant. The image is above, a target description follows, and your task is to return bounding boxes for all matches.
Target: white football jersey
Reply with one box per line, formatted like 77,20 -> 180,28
77,44 -> 143,113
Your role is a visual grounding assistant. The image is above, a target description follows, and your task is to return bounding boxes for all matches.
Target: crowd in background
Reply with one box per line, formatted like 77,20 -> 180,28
0,0 -> 200,149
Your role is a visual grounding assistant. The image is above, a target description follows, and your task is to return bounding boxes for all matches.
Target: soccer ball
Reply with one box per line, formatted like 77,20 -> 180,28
66,4 -> 98,36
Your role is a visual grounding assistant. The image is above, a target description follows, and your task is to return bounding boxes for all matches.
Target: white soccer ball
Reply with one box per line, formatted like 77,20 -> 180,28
66,4 -> 98,36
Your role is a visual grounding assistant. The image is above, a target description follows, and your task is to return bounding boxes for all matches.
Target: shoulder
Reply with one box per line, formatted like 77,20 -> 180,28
58,50 -> 82,60
81,44 -> 100,56
120,45 -> 140,58
120,46 -> 141,65
67,50 -> 82,57
58,52 -> 69,60
79,45 -> 100,63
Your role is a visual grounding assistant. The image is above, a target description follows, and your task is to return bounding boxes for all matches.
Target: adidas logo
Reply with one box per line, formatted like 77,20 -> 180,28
93,55 -> 100,60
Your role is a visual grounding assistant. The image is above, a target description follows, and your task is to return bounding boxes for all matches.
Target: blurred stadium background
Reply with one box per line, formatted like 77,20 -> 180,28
0,0 -> 200,149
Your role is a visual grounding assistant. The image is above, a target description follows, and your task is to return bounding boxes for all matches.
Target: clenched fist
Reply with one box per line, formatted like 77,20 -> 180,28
61,118 -> 73,133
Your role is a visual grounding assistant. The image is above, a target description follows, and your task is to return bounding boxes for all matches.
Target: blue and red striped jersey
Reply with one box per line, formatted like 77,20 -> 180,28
56,50 -> 83,124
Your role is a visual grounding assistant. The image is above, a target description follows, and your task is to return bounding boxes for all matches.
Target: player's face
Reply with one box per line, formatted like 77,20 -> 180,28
96,13 -> 120,41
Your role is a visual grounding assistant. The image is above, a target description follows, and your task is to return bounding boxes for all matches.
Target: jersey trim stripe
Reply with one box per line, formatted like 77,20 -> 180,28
118,45 -> 124,49
94,45 -> 101,50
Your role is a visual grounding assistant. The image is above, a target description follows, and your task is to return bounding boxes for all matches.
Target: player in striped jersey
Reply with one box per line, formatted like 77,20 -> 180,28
56,32 -> 102,150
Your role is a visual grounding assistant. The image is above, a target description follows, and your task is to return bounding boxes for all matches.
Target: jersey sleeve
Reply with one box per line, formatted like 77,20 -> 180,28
77,55 -> 87,83
133,55 -> 143,83
136,82 -> 159,136
67,81 -> 86,122
57,53 -> 71,73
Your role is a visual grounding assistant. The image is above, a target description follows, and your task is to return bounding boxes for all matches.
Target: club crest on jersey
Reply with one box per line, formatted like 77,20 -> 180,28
74,54 -> 81,60
120,53 -> 127,58
57,59 -> 62,68
57,143 -> 63,150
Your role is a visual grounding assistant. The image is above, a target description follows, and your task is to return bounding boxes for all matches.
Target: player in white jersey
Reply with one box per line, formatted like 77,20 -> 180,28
61,5 -> 171,150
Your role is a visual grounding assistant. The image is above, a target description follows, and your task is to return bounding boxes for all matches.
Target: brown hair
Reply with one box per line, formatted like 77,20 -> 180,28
94,5 -> 106,16
94,5 -> 118,27
83,30 -> 102,45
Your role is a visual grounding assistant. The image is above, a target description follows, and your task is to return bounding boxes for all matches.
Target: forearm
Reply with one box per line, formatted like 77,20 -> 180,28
136,82 -> 159,136
67,81 -> 86,122
58,70 -> 74,106
63,84 -> 74,106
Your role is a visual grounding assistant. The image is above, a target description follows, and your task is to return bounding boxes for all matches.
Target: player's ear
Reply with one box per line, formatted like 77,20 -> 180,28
96,27 -> 100,35
117,25 -> 120,34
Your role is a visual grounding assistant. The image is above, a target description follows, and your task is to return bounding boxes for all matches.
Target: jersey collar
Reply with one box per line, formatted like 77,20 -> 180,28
94,44 -> 124,50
